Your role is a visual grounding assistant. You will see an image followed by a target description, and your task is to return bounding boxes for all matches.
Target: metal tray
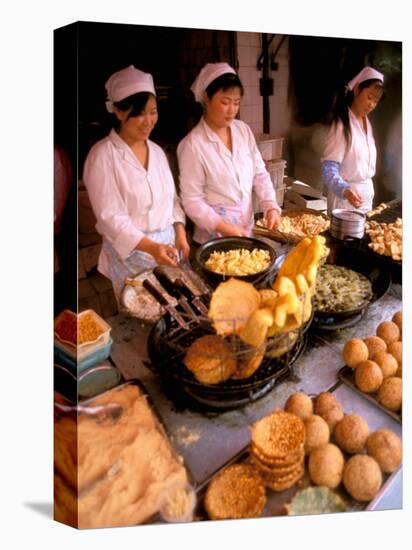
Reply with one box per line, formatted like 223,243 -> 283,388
194,386 -> 402,519
338,366 -> 402,423
54,379 -> 197,525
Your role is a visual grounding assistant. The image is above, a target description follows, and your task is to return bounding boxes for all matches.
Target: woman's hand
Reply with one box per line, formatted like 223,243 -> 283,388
344,188 -> 363,209
137,237 -> 178,266
215,219 -> 248,237
265,208 -> 281,230
174,223 -> 190,261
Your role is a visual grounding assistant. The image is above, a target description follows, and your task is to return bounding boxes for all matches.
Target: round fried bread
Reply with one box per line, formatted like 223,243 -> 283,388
363,335 -> 387,358
373,351 -> 398,379
354,360 -> 383,393
250,453 -> 304,478
308,443 -> 345,489
343,338 -> 369,368
251,411 -> 305,459
334,414 -> 369,454
314,392 -> 344,431
262,463 -> 305,492
250,442 -> 304,467
304,414 -> 330,454
204,463 -> 266,520
366,429 -> 402,473
387,341 -> 402,366
208,279 -> 261,336
392,311 -> 402,332
284,392 -> 314,420
183,334 -> 236,385
376,321 -> 400,345
343,455 -> 382,502
377,376 -> 402,412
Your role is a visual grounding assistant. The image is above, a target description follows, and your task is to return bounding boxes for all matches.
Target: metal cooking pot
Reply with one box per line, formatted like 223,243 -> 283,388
330,209 -> 365,240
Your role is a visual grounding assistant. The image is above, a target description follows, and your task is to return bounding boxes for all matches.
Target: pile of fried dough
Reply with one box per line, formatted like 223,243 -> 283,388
183,236 -> 329,383
366,218 -> 402,261
209,235 -> 329,344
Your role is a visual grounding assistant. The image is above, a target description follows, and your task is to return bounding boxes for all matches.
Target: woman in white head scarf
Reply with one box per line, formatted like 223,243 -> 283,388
177,62 -> 281,244
321,66 -> 384,214
83,65 -> 189,301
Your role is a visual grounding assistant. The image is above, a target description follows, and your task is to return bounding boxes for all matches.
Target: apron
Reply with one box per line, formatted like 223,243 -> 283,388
101,225 -> 175,304
327,178 -> 374,215
193,201 -> 255,244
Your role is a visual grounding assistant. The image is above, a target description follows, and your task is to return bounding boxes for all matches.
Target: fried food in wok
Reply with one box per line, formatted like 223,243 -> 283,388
208,278 -> 261,336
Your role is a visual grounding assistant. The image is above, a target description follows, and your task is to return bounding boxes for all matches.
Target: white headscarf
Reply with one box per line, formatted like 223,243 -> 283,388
346,66 -> 384,91
191,62 -> 237,103
105,65 -> 156,113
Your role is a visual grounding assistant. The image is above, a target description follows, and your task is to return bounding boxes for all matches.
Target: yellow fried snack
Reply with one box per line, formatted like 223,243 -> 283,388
258,288 -> 278,308
273,276 -> 297,296
295,273 -> 309,295
209,278 -> 261,336
273,292 -> 300,327
278,237 -> 312,280
238,307 -> 275,347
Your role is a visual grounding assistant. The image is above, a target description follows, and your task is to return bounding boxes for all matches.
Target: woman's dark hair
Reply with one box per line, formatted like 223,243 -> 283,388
113,91 -> 156,120
205,72 -> 244,99
330,78 -> 384,149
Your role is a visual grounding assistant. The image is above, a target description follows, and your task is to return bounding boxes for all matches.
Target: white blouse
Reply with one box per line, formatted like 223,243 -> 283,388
321,108 -> 377,184
83,129 -> 185,262
177,118 -> 278,235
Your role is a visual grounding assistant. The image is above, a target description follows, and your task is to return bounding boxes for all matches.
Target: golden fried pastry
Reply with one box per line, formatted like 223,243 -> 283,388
363,336 -> 387,358
366,429 -> 402,474
183,335 -> 237,384
261,462 -> 305,492
334,414 -> 369,454
204,463 -> 266,520
373,351 -> 398,379
392,311 -> 402,332
314,392 -> 344,431
308,443 -> 345,489
208,278 -> 261,336
387,341 -> 402,366
343,455 -> 382,502
376,321 -> 400,345
342,338 -> 369,368
250,442 -> 303,468
232,345 -> 265,380
354,360 -> 383,393
377,376 -> 402,412
284,392 -> 314,420
304,415 -> 330,454
396,364 -> 402,378
251,410 -> 305,459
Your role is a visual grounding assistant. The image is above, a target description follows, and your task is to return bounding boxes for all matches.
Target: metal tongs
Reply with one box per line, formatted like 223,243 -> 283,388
142,279 -> 190,329
153,267 -> 202,322
174,276 -> 209,317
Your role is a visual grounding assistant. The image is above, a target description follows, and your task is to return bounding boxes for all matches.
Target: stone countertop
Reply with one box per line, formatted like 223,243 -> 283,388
108,284 -> 402,509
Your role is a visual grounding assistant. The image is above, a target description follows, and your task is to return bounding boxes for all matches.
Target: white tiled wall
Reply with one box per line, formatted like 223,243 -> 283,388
237,32 -> 263,134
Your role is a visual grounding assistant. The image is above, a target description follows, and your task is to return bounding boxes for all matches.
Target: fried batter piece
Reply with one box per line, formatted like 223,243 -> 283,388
204,463 -> 266,520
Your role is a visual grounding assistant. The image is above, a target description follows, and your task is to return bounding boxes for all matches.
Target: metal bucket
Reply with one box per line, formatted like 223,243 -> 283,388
330,209 -> 365,240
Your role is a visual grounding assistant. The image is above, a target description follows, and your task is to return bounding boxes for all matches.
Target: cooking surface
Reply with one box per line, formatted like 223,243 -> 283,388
107,283 -> 402,510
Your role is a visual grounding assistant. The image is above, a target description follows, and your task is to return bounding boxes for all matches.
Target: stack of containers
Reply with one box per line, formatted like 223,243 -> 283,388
54,309 -> 113,374
255,134 -> 286,208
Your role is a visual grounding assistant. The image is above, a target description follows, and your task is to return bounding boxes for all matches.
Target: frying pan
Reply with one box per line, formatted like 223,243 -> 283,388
314,240 -> 391,320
